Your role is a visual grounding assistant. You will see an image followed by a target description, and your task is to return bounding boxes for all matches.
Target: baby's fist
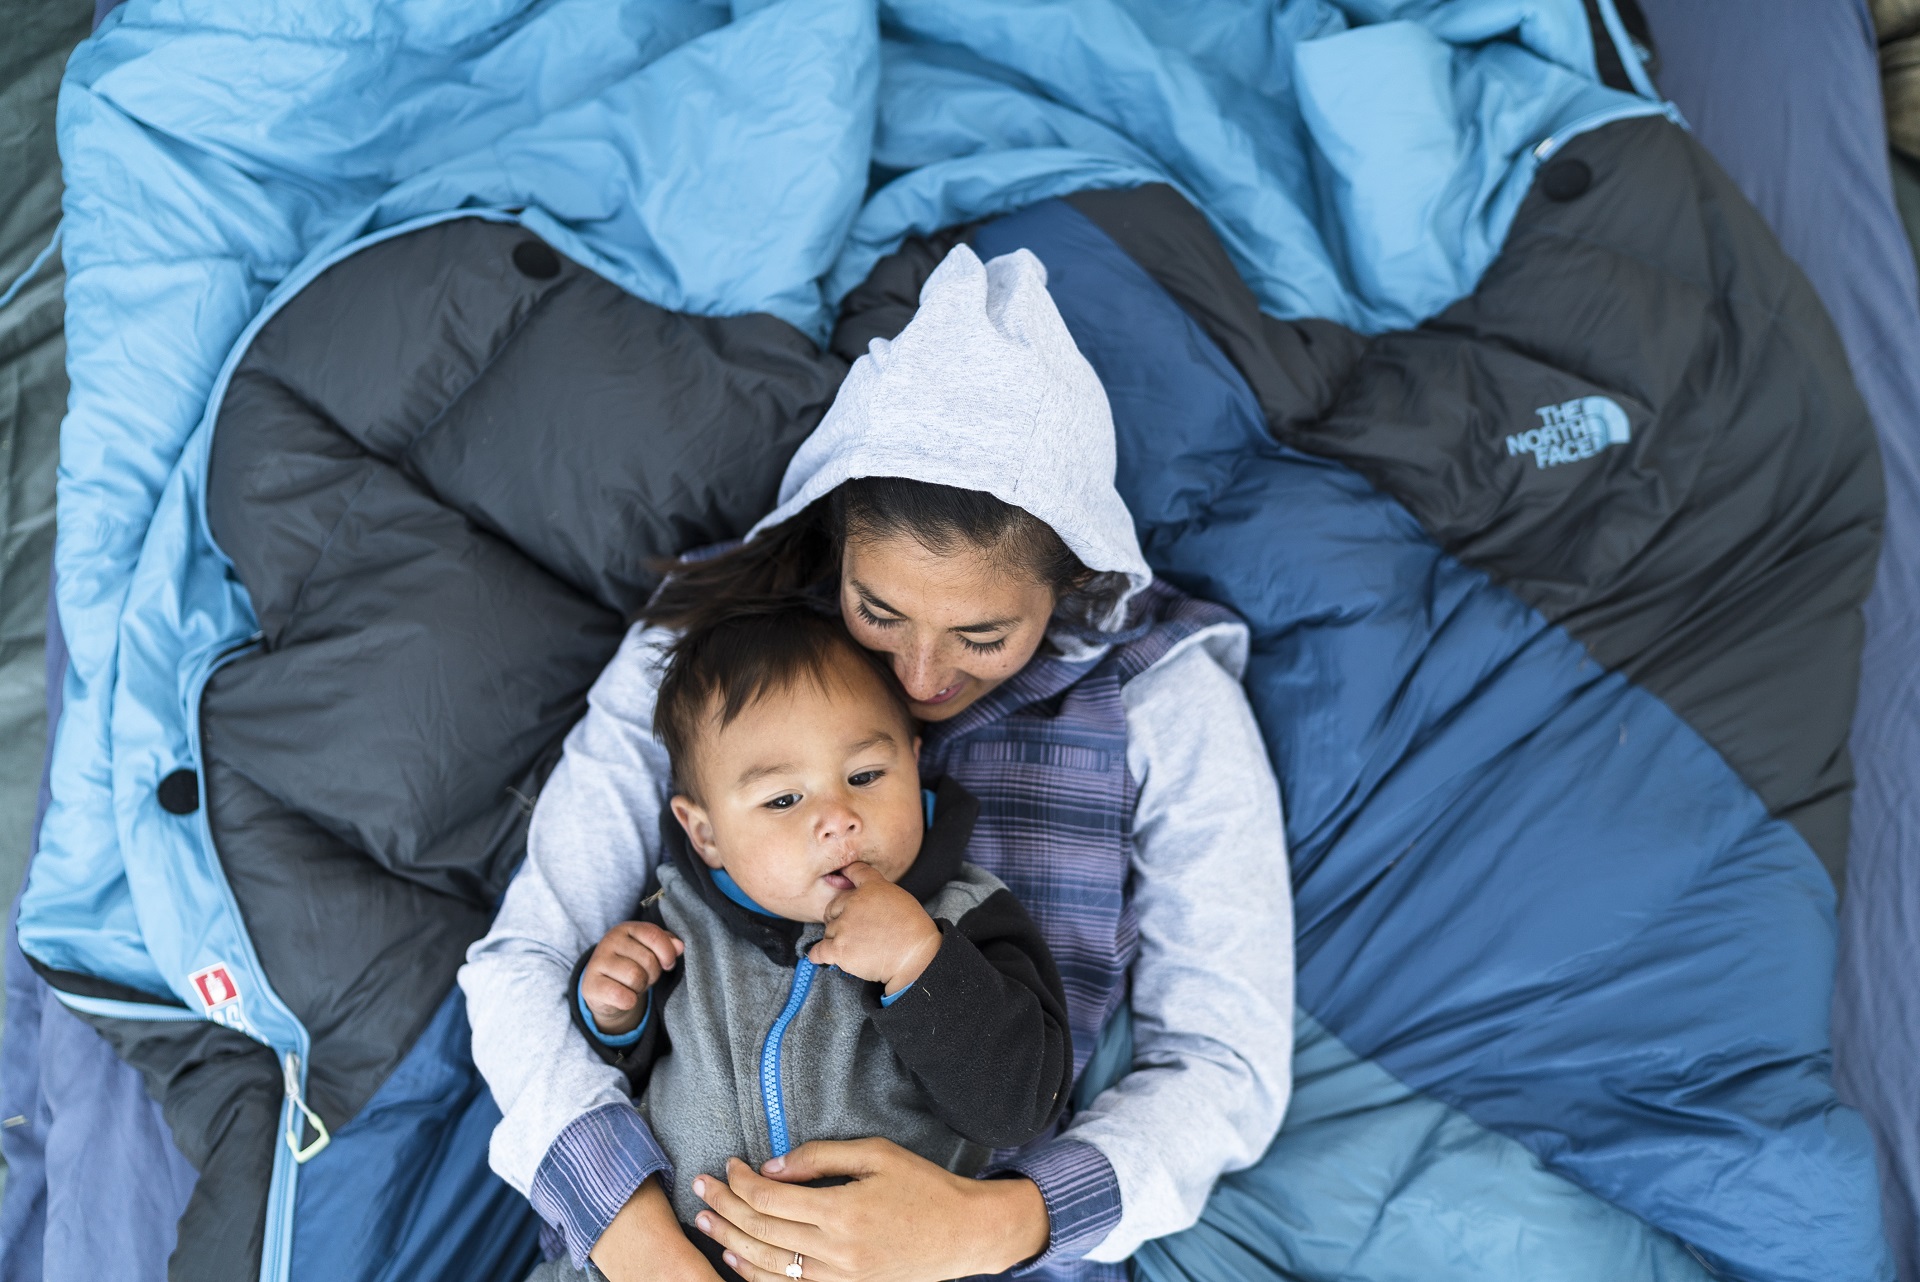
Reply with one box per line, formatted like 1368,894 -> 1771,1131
583,921 -> 682,1036
807,861 -> 941,995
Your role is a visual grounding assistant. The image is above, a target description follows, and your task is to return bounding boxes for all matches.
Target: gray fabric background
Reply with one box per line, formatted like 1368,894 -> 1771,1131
1893,151 -> 1920,260
0,2 -> 86,1038
0,0 -> 90,1212
1640,1 -> 1920,1273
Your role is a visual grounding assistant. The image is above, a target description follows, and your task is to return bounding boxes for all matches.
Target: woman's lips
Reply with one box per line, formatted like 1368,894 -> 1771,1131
915,680 -> 965,706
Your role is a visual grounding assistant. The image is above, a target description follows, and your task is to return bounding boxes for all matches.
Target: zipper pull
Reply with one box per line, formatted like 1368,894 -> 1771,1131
281,1052 -> 331,1163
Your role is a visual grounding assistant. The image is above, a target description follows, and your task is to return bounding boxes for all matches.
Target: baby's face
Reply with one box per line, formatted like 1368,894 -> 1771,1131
669,647 -> 924,923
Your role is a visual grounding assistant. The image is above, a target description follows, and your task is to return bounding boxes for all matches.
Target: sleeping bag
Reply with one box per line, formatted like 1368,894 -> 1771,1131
10,1 -> 1891,1279
118,216 -> 842,1276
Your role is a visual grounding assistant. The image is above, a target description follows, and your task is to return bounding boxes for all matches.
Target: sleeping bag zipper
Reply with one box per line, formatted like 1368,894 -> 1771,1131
281,1051 -> 331,1162
183,637 -> 315,1282
759,958 -> 818,1157
172,211 -> 528,1282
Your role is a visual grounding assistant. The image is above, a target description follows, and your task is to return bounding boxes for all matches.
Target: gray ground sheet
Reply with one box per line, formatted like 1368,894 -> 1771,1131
0,0 -> 88,1109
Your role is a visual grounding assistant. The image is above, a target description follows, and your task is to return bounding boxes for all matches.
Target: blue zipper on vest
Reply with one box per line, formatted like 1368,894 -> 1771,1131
760,957 -> 818,1157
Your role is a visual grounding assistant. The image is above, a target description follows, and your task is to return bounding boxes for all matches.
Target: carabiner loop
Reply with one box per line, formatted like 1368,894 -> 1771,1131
281,1052 -> 332,1163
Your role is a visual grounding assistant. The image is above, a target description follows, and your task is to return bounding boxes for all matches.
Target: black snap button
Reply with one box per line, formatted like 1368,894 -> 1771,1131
511,240 -> 560,280
1541,158 -> 1592,202
157,769 -> 200,815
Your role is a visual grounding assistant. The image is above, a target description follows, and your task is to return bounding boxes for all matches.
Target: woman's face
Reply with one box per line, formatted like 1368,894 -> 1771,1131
840,532 -> 1057,722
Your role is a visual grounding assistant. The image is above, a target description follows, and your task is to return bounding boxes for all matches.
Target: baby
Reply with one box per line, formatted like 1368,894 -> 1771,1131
571,603 -> 1073,1260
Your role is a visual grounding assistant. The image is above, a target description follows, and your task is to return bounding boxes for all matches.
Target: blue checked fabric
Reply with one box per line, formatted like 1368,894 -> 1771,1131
923,580 -> 1234,1089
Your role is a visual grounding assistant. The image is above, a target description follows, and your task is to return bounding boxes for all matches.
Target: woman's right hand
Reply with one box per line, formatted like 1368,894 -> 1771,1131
592,1177 -> 723,1282
689,1139 -> 1050,1282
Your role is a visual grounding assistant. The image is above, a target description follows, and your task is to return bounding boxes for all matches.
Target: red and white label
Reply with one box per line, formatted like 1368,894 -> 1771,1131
190,963 -> 240,1010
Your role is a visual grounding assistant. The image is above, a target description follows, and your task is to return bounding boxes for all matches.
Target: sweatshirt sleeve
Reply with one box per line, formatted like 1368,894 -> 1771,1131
1044,620 -> 1295,1264
458,624 -> 677,1240
870,887 -> 1074,1149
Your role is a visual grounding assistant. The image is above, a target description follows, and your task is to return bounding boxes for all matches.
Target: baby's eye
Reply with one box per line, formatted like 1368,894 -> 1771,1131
765,793 -> 801,811
848,770 -> 883,787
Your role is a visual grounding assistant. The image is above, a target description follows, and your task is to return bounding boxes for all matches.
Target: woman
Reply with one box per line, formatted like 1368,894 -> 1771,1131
461,244 -> 1293,1282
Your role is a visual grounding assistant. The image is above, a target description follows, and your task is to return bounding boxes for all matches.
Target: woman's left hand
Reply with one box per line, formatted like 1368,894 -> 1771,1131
689,1138 -> 1050,1282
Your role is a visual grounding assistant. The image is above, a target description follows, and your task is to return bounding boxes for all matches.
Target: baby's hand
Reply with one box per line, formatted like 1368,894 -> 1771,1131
582,921 -> 683,1037
807,862 -> 941,996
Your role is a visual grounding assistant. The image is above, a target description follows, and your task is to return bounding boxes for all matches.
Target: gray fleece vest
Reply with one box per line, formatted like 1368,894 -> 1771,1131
640,860 -> 1002,1224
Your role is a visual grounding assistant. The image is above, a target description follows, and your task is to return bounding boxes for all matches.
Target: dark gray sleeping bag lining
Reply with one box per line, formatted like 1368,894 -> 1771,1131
89,218 -> 845,1280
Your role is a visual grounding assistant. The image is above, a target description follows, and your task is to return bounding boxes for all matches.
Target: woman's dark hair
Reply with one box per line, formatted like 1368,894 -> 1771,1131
655,601 -> 907,798
642,477 -> 1129,635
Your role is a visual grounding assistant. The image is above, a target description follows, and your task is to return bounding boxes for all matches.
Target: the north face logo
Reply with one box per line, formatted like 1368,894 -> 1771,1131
1506,396 -> 1631,468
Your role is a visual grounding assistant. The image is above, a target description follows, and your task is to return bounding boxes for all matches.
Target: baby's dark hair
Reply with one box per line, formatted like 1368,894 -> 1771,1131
654,599 -> 910,798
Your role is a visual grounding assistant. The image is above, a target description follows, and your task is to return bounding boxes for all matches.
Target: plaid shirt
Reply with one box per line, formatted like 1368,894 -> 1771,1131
534,582 -> 1235,1278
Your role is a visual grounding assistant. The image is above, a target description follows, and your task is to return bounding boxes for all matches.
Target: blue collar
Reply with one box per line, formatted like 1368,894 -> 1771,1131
710,867 -> 779,918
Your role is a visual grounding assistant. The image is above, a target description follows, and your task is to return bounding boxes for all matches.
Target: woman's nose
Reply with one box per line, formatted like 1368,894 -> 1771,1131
895,642 -> 948,702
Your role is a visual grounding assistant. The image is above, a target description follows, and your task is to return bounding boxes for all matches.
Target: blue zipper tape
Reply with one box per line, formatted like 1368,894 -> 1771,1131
760,959 -> 818,1157
52,990 -> 202,1022
1593,0 -> 1660,102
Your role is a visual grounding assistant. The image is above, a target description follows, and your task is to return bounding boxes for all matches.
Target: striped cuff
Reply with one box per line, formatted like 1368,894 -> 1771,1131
530,1102 -> 673,1270
997,1139 -> 1122,1272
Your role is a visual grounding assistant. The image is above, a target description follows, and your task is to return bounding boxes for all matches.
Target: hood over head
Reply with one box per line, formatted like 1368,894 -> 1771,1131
747,243 -> 1152,629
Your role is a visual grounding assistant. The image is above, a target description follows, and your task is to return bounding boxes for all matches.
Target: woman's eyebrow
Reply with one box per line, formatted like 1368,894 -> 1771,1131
852,581 -> 905,616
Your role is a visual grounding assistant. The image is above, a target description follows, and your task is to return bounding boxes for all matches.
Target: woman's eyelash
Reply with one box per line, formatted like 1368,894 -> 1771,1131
856,599 -> 1005,653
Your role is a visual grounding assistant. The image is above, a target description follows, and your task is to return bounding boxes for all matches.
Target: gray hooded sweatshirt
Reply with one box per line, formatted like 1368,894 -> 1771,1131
461,244 -> 1293,1267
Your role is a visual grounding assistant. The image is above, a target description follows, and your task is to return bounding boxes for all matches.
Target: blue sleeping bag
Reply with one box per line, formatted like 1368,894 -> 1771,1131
3,0 -> 1892,1279
976,185 -> 1882,1280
